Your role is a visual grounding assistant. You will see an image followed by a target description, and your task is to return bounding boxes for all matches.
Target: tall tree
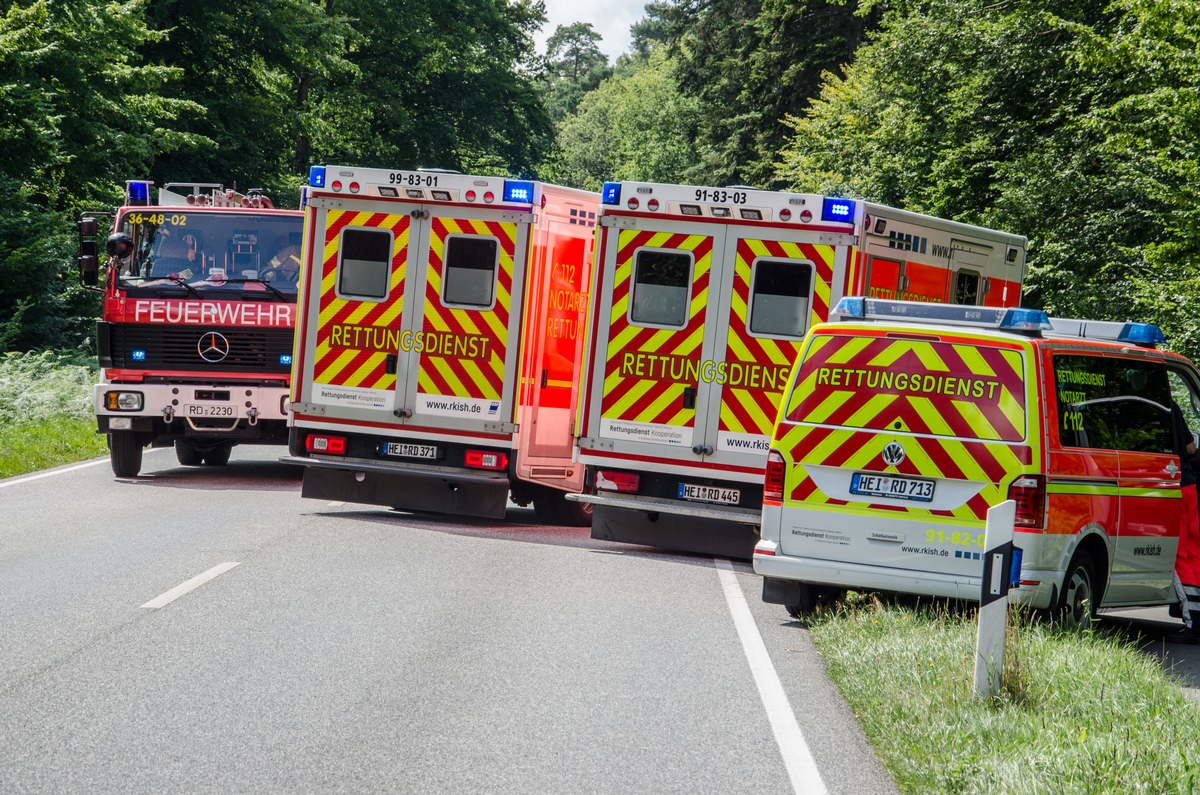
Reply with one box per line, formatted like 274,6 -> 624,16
541,22 -> 612,122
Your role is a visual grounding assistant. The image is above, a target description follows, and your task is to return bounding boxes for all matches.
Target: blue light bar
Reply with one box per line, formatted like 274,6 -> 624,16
834,297 -> 866,318
503,180 -> 535,204
308,165 -> 327,188
131,349 -> 147,361
601,182 -> 621,205
999,308 -> 1053,331
279,354 -> 293,366
126,180 -> 152,207
1118,322 -> 1166,346
821,197 -> 855,223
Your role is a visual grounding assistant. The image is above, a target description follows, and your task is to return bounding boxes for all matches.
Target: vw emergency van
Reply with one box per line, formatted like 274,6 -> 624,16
755,298 -> 1200,625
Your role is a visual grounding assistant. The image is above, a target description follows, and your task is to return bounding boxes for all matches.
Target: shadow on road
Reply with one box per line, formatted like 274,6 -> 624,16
118,458 -> 304,492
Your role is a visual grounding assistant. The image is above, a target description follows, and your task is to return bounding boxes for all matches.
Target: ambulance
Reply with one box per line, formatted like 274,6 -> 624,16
567,181 -> 1027,558
755,298 -> 1200,626
78,180 -> 303,477
283,165 -> 599,522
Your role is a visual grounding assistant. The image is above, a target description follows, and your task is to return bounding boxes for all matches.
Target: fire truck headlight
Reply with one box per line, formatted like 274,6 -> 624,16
105,391 -> 144,411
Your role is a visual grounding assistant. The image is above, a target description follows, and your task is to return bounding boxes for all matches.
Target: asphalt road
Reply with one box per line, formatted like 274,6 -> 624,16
0,447 -> 898,794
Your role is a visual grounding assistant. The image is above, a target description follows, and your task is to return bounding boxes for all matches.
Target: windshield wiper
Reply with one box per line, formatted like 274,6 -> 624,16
154,276 -> 202,297
218,277 -> 288,300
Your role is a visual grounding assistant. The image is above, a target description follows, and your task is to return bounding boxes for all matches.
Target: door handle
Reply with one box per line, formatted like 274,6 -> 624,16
682,386 -> 696,410
384,353 -> 397,374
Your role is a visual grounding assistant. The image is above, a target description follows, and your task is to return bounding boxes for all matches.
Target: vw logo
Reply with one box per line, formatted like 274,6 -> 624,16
198,331 -> 231,363
882,441 -> 906,467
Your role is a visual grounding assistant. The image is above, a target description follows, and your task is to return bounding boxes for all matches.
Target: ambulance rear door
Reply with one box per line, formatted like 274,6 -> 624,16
701,225 -> 854,471
582,214 -> 724,461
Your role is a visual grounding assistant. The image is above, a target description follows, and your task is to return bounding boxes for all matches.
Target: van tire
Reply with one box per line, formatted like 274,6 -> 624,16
785,584 -> 844,617
1054,550 -> 1097,630
110,431 -> 143,478
557,495 -> 593,527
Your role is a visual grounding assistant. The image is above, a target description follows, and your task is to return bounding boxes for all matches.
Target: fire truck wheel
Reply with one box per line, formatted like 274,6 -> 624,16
785,584 -> 844,618
109,430 -> 143,478
1054,550 -> 1097,631
175,441 -> 203,466
557,496 -> 593,527
202,444 -> 232,466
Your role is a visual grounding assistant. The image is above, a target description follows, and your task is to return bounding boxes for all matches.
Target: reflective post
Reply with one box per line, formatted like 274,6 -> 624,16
974,499 -> 1018,699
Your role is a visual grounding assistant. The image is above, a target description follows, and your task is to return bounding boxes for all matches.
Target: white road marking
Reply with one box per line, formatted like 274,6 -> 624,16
141,562 -> 241,609
0,448 -> 169,489
327,501 -> 345,506
716,558 -> 827,795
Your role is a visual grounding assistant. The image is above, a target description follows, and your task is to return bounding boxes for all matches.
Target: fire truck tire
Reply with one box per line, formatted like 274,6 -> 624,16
557,495 -> 593,527
202,444 -> 232,466
1053,550 -> 1097,631
785,583 -> 845,618
175,441 -> 203,466
109,431 -> 143,478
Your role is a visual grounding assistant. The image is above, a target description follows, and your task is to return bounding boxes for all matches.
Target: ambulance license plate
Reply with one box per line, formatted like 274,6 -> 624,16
382,442 -> 438,460
183,404 -> 235,418
678,483 -> 740,505
850,472 -> 935,503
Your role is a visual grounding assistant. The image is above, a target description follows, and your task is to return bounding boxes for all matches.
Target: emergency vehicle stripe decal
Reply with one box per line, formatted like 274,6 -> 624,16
719,240 -> 835,436
415,218 -> 515,400
313,211 -> 409,390
601,230 -> 712,427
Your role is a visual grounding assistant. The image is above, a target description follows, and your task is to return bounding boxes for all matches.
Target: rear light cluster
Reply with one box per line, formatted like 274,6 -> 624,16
306,434 -> 346,455
465,450 -> 508,470
596,470 -> 639,493
1009,475 -> 1046,528
763,451 -> 785,503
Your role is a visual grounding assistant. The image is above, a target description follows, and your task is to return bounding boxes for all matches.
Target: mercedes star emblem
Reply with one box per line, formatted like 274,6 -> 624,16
198,331 -> 231,363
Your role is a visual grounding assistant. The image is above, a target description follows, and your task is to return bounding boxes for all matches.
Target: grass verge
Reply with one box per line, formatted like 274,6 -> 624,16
807,595 -> 1200,794
0,416 -> 106,479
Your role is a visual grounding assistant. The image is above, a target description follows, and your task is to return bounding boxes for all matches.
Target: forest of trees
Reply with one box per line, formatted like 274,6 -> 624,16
5,0 -> 1200,357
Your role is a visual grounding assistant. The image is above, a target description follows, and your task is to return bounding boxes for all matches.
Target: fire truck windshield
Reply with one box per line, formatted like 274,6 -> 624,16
114,210 -> 304,298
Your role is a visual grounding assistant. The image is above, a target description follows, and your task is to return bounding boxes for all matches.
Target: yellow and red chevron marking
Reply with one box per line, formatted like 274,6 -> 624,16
313,210 -> 409,390
417,217 -> 516,400
785,332 -> 1029,442
775,423 -> 1035,522
719,239 -> 835,436
601,229 -> 713,427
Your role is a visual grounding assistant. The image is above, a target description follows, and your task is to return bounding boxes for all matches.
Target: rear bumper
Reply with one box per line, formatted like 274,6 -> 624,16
570,492 -> 762,524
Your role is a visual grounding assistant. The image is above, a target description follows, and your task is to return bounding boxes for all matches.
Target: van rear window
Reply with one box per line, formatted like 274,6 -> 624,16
784,334 -> 1027,442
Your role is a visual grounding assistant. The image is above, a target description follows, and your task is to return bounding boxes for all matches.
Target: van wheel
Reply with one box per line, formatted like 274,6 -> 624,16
175,440 -> 203,466
785,584 -> 844,617
109,431 -> 144,477
557,496 -> 593,528
202,444 -> 232,466
1054,550 -> 1097,630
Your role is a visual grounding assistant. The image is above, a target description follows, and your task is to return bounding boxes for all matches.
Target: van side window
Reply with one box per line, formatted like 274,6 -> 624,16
749,259 -> 813,337
338,228 -> 393,299
443,236 -> 498,308
630,249 -> 692,327
954,270 -> 980,305
1054,355 -> 1172,452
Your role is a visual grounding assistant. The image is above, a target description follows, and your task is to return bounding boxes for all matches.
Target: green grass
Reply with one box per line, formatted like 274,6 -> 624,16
807,595 -> 1200,794
0,350 -> 105,479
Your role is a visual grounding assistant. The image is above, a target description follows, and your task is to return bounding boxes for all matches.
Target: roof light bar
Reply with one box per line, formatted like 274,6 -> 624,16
1049,318 -> 1167,346
831,297 -> 1052,330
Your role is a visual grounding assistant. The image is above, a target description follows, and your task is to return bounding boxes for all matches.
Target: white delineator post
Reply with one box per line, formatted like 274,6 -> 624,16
974,499 -> 1019,699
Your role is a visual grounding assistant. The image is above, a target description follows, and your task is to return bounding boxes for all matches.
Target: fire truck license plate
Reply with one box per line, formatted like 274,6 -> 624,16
382,442 -> 438,460
184,404 -> 235,418
850,472 -> 935,502
677,483 -> 740,505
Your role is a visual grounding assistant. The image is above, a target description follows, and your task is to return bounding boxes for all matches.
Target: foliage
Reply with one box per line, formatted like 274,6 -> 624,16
539,47 -> 700,191
0,350 -> 96,423
541,22 -> 612,122
809,597 -> 1200,794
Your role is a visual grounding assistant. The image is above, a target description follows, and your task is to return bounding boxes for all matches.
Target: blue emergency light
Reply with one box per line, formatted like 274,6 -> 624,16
601,182 -> 621,205
131,349 -> 147,361
503,180 -> 535,204
308,165 -> 327,188
999,308 -> 1053,331
1117,322 -> 1167,346
821,197 -> 855,223
125,180 -> 152,207
279,354 -> 293,366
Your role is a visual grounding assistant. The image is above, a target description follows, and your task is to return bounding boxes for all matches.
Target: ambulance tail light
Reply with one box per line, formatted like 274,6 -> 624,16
596,470 -> 639,493
1009,475 -> 1046,528
306,434 -> 347,455
465,449 -> 508,471
763,450 -> 786,504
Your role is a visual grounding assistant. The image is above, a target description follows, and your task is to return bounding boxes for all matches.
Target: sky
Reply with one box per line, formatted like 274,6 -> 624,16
535,0 -> 649,62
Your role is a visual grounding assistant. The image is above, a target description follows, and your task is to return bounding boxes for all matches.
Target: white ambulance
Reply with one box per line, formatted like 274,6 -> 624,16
283,165 -> 599,522
568,181 -> 1027,557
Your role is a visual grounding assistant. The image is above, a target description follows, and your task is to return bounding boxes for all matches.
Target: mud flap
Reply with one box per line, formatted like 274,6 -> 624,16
301,465 -> 510,519
590,504 -> 759,559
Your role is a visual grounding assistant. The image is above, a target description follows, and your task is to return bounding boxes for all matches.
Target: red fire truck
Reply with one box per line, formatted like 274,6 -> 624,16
78,180 -> 304,477
567,181 -> 1028,558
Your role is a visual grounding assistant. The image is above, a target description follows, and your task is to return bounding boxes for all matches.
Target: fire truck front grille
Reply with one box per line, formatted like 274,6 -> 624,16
108,325 -> 294,374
